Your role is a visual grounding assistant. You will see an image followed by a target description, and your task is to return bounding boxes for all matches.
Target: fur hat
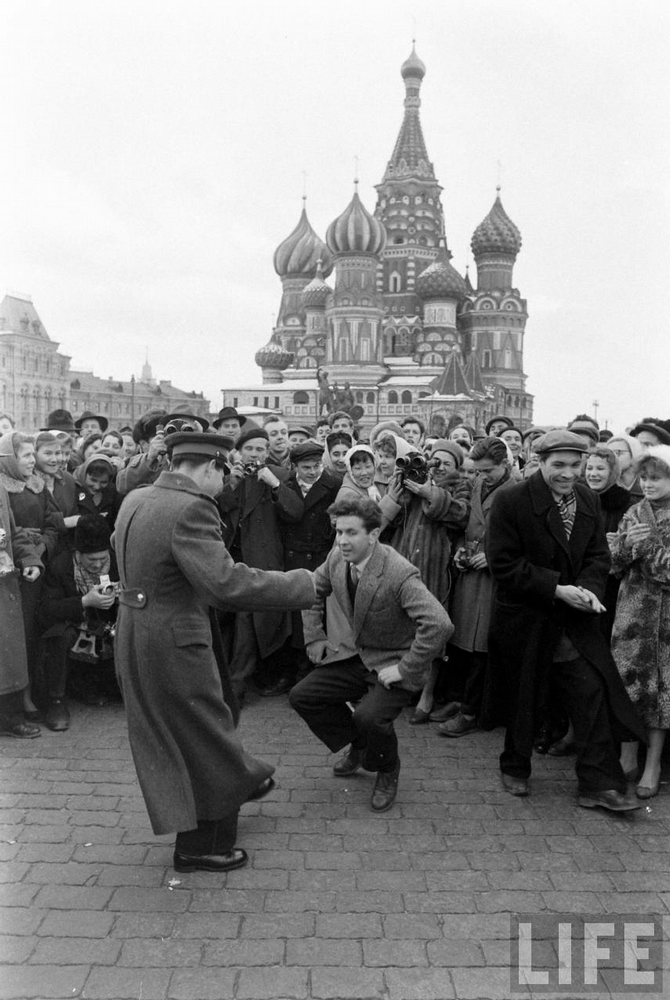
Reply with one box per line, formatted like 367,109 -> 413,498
74,515 -> 111,553
236,426 -> 269,450
430,440 -> 464,469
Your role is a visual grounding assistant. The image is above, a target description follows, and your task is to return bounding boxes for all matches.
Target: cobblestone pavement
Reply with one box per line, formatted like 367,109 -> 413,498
1,695 -> 669,1000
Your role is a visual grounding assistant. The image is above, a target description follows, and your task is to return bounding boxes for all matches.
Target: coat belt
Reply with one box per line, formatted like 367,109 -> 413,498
119,588 -> 147,608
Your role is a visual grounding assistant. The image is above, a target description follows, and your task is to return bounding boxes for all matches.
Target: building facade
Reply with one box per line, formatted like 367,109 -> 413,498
0,294 -> 209,431
222,48 -> 533,436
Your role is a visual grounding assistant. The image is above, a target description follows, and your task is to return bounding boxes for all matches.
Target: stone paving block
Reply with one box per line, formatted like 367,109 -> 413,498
0,964 -> 89,999
70,826 -> 124,844
168,967 -> 237,1000
0,861 -> 29,883
237,966 -> 309,998
0,883 -> 39,906
18,824 -> 71,843
189,888 -> 267,912
311,966 -> 385,999
332,889 -> 404,913
467,851 -> 521,871
247,849 -> 303,869
72,844 -> 148,865
356,870 -> 426,891
24,861 -> 104,885
68,809 -> 120,827
95,864 -> 166,887
403,891 -> 477,913
476,889 -> 546,912
355,849 -> 417,870
540,890 -> 606,912
241,913 -> 314,938
409,850 -> 470,870
382,914 -> 442,939
16,843 -> 74,862
264,889 -> 337,912
440,914 -> 511,938
0,907 -> 45,935
304,850 -> 363,870
384,967 -> 456,999
171,912 -> 240,939
118,938 -> 203,967
82,966 -> 171,999
598,891 -> 668,913
288,870 -> 357,891
426,939 -> 485,966
315,912 -> 382,939
450,965 -> 527,999
0,843 -> 20,861
202,938 -> 285,966
485,870 -> 554,890
286,937 -> 362,965
38,911 -> 115,937
30,937 -> 121,965
110,913 -> 176,938
363,938 -> 429,966
33,885 -> 113,910
108,887 -> 190,911
0,934 -> 35,963
621,852 -> 670,871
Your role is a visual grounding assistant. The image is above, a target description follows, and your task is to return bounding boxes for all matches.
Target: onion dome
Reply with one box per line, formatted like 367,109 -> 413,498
401,43 -> 426,81
416,245 -> 467,301
302,260 -> 331,309
326,185 -> 386,256
254,335 -> 294,371
273,202 -> 333,278
471,190 -> 522,258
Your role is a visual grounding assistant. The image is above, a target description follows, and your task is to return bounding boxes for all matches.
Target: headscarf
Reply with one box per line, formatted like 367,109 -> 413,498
344,444 -> 382,502
0,431 -> 43,494
585,447 -> 620,494
606,434 -> 644,467
73,453 -> 116,488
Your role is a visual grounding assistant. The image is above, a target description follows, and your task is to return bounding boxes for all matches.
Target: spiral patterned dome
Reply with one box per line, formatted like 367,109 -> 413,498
471,192 -> 522,257
254,336 -> 294,370
273,205 -> 333,278
401,44 -> 426,81
326,189 -> 386,256
302,260 -> 331,309
416,251 -> 467,301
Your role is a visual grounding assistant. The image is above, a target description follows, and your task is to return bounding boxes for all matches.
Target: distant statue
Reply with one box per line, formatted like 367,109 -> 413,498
341,381 -> 355,412
317,368 -> 334,415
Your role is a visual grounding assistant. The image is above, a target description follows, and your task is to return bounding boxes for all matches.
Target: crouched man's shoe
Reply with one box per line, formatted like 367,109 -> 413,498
45,698 -> 70,732
173,848 -> 248,873
500,772 -> 530,797
333,746 -> 361,777
371,761 -> 400,812
578,789 -> 640,813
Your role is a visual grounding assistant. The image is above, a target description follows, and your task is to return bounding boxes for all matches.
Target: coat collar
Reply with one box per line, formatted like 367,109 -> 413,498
352,542 -> 385,635
155,470 -> 217,506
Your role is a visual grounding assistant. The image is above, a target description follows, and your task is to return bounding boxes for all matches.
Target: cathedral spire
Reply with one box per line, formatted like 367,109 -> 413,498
382,45 -> 434,183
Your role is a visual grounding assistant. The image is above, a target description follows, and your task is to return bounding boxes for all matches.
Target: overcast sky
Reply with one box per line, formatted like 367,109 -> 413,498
2,0 -> 668,430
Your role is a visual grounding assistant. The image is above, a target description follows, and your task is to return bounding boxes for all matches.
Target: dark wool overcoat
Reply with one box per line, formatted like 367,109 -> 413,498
0,485 -> 42,694
218,466 -> 304,658
113,471 -> 315,834
486,471 -> 645,756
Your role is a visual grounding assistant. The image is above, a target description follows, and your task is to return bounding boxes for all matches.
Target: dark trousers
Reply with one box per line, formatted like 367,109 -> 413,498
500,655 -> 626,793
454,649 -> 487,717
175,810 -> 239,855
43,629 -> 78,699
289,656 -> 412,773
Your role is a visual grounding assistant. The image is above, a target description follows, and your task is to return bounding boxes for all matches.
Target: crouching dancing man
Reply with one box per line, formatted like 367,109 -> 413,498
113,432 -> 315,872
289,497 -> 452,812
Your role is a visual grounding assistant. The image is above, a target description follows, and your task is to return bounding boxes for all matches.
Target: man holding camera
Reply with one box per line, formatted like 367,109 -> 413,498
218,426 -> 304,697
114,431 -> 315,872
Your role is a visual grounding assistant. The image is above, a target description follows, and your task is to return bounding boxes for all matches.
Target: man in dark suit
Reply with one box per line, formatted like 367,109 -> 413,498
487,430 -> 645,812
289,496 -> 452,812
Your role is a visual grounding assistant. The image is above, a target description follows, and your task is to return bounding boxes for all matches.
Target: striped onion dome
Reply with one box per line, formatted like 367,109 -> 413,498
273,204 -> 333,278
254,336 -> 294,370
302,260 -> 331,309
326,187 -> 386,256
471,191 -> 522,258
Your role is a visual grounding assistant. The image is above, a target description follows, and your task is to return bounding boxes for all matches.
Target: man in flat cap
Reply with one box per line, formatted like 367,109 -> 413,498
486,430 -> 645,812
113,432 -> 315,873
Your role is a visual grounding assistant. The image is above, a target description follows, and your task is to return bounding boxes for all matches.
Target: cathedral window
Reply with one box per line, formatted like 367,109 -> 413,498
360,340 -> 370,361
504,349 -> 512,368
415,195 -> 423,204
233,397 -> 238,407
389,272 -> 401,293
253,397 -> 259,406
388,390 -> 398,404
401,390 -> 412,404
366,392 -> 375,404
482,350 -> 492,369
275,397 -> 280,409
402,196 -> 410,204
293,391 -> 309,405
356,392 -> 363,403
393,237 -> 404,245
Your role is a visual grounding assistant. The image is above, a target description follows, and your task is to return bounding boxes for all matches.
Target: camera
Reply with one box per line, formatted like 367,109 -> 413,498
99,574 -> 119,598
395,453 -> 436,486
243,459 -> 264,478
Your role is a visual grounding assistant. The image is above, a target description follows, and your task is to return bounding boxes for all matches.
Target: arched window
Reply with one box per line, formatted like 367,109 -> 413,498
401,390 -> 412,404
356,392 -> 364,403
388,390 -> 398,404
514,396 -> 520,408
482,350 -> 492,369
366,392 -> 375,404
389,271 -> 401,293
293,391 -> 309,405
504,348 -> 512,368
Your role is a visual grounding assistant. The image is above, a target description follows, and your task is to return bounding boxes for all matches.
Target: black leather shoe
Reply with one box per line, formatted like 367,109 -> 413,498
371,762 -> 400,812
246,777 -> 276,802
333,747 -> 361,777
45,699 -> 70,732
578,789 -> 640,812
500,772 -> 530,796
258,676 -> 293,697
173,848 -> 249,873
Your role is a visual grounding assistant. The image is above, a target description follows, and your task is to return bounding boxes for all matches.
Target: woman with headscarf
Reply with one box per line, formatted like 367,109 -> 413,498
0,432 -> 63,716
605,434 -> 644,498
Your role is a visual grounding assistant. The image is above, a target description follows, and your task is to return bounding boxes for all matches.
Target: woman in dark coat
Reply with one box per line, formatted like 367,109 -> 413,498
0,481 -> 42,738
0,432 -> 63,714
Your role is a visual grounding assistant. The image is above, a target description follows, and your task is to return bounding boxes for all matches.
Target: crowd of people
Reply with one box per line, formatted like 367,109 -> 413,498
1,399 -> 670,863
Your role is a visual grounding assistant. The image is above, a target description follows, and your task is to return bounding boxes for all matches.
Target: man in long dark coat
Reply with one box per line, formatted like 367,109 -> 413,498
113,432 -> 315,872
487,430 -> 645,812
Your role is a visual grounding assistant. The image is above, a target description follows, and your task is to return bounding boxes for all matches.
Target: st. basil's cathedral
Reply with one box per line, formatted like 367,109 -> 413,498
221,46 -> 533,436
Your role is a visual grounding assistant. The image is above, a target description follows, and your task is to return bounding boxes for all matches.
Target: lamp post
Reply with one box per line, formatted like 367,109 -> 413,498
131,374 -> 136,424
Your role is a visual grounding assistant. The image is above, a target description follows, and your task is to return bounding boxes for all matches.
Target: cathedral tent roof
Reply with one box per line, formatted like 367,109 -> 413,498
381,46 -> 435,183
464,354 -> 487,395
430,352 -> 471,398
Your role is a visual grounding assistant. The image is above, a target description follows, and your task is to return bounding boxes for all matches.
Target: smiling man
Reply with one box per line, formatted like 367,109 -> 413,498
289,496 -> 451,813
486,429 -> 645,812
